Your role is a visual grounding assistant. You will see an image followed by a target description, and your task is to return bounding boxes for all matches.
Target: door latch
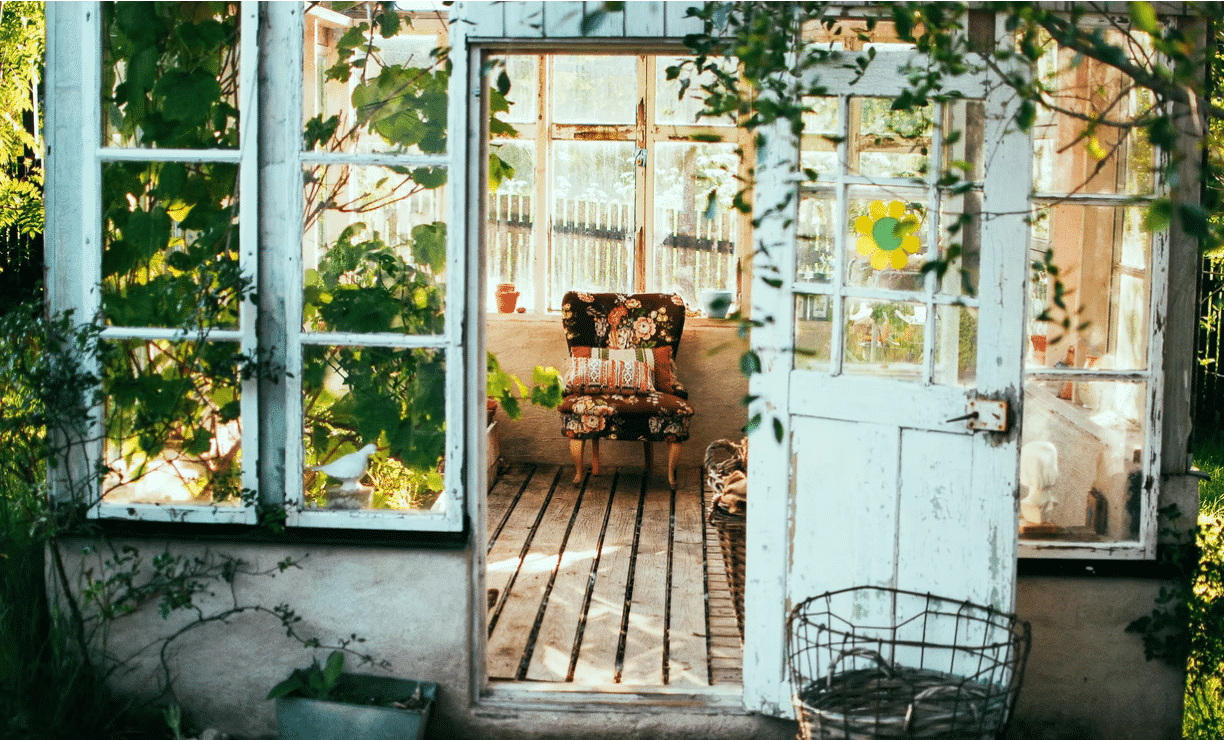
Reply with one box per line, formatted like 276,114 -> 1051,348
946,399 -> 1008,432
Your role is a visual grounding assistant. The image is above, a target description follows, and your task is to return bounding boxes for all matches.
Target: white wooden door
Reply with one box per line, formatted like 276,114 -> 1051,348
742,45 -> 1032,715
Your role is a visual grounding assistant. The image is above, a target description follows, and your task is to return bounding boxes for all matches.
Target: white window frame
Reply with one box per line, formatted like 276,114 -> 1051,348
486,51 -> 752,314
46,2 -> 470,533
1018,19 -> 1169,560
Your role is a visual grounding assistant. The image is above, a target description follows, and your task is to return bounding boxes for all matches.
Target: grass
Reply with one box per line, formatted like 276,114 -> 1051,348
1186,432 -> 1224,739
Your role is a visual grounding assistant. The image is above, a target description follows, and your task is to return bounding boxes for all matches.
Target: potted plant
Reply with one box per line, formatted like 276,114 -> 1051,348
268,651 -> 436,740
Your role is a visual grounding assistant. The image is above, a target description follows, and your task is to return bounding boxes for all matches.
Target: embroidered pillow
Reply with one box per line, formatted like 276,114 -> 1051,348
564,357 -> 655,395
571,345 -> 676,393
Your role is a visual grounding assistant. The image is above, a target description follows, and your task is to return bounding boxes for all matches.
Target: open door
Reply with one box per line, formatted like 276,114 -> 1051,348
742,39 -> 1032,714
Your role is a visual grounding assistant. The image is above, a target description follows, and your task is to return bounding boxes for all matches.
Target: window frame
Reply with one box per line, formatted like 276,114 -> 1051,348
47,2 -> 470,533
65,3 -> 261,525
486,51 -> 753,314
1018,23 -> 1169,560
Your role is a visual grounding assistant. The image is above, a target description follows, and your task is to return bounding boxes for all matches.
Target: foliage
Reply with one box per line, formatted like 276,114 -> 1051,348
267,650 -> 346,702
0,1 -> 43,237
1185,513 -> 1224,738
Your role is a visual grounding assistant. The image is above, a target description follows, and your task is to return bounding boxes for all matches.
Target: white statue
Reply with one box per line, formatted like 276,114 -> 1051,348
1019,440 -> 1059,526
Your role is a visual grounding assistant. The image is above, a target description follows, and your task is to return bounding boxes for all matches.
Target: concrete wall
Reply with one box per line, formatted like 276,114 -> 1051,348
488,313 -> 750,470
1010,577 -> 1185,740
54,532 -> 1185,740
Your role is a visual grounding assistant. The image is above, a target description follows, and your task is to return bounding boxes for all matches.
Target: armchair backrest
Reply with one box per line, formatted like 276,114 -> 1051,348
561,292 -> 686,358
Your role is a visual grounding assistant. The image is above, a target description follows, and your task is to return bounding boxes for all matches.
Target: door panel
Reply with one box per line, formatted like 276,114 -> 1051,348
743,34 -> 1030,715
790,417 -> 900,599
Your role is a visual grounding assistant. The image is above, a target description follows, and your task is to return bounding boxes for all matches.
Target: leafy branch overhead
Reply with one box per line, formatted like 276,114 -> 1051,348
676,1 -> 1221,249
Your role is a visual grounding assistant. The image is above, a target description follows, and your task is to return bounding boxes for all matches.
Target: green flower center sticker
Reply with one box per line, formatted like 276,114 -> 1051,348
855,200 -> 921,270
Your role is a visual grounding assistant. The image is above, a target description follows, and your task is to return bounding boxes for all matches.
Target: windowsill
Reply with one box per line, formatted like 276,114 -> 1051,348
70,516 -> 470,549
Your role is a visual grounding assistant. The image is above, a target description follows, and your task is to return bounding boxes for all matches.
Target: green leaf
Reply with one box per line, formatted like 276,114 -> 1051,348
1015,100 -> 1036,132
155,69 -> 222,125
1177,203 -> 1208,239
1144,200 -> 1173,232
773,417 -> 784,443
739,350 -> 761,376
410,222 -> 448,275
266,673 -> 305,700
411,167 -> 448,190
322,651 -> 344,691
1129,1 -> 1159,34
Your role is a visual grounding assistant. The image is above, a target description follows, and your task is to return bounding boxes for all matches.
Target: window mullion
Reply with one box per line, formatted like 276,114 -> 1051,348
637,55 -> 651,293
534,56 -> 549,313
238,0 -> 261,508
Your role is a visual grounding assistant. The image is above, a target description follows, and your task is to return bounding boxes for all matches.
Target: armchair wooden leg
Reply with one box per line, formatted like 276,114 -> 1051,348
569,439 -> 585,484
590,438 -> 601,478
642,441 -> 653,475
666,441 -> 682,491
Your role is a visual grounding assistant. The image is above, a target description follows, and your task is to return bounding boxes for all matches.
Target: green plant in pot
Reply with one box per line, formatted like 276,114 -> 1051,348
268,651 -> 436,740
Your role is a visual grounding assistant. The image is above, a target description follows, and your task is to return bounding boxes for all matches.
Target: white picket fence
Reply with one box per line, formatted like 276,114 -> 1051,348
486,194 -> 738,311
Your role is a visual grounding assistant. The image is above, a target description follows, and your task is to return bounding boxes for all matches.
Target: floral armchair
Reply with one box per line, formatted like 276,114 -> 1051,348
559,291 -> 694,489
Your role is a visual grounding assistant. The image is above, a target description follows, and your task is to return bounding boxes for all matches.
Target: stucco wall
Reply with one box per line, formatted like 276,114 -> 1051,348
488,313 -> 750,469
53,534 -> 1185,740
1010,576 -> 1185,740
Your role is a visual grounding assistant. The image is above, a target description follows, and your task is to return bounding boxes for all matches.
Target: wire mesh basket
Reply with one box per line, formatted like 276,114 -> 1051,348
705,438 -> 747,637
788,586 -> 1030,740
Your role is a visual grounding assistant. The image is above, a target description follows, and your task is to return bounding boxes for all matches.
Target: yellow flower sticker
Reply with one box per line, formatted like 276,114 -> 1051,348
854,200 -> 921,270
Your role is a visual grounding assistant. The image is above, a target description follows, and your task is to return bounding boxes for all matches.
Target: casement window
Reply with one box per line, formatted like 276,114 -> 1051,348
1020,24 -> 1165,558
48,1 -> 470,532
484,52 -> 751,314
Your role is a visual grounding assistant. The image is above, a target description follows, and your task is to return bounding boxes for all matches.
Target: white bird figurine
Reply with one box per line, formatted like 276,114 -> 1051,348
311,443 -> 377,491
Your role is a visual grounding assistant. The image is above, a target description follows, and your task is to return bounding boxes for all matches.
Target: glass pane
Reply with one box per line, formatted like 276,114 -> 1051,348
487,141 -> 536,313
653,142 -> 739,310
800,97 -> 839,177
548,141 -> 636,306
101,161 -> 242,329
1031,29 -> 1155,196
102,339 -> 243,506
933,304 -> 976,387
496,55 -> 539,124
551,56 -> 636,125
850,98 -> 932,179
942,100 -> 985,183
102,2 -> 240,148
797,193 -> 835,285
843,299 -> 926,379
847,195 -> 927,289
938,189 -> 981,298
303,165 -> 447,334
656,56 -> 736,126
1027,205 -> 1151,371
794,294 -> 833,371
304,2 -> 448,155
1021,379 -> 1147,543
303,346 -> 445,512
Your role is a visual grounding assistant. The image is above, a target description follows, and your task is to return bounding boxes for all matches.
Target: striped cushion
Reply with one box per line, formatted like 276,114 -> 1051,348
571,346 -> 676,393
564,357 -> 655,396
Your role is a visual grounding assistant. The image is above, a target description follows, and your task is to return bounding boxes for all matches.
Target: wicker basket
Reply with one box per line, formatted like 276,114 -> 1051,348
788,587 -> 1030,740
705,438 -> 747,637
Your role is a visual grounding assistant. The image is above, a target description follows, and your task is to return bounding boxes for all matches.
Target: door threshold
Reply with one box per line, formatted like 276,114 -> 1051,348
480,680 -> 746,714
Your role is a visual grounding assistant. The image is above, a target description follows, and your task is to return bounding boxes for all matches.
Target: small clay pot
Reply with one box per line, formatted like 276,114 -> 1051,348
495,288 -> 519,313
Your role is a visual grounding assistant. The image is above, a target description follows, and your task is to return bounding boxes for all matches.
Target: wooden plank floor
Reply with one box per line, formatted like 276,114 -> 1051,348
486,462 -> 742,687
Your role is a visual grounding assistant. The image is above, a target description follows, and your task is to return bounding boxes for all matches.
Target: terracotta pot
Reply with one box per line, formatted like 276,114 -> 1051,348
495,290 -> 519,313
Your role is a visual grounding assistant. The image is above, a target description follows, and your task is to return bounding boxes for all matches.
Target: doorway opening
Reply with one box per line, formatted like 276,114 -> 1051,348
481,50 -> 749,694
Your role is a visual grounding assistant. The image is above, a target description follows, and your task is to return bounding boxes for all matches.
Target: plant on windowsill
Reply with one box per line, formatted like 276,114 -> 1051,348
268,650 -> 437,740
298,9 -> 562,509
